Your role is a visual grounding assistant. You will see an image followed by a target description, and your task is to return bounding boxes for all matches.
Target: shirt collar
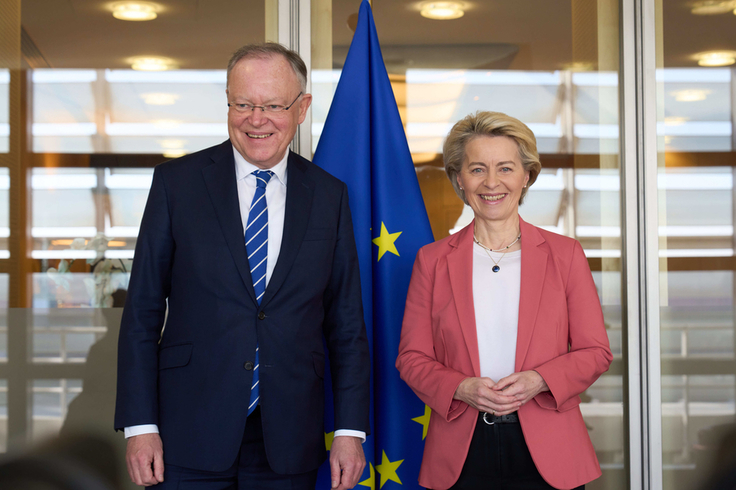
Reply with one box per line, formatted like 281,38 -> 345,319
232,146 -> 288,186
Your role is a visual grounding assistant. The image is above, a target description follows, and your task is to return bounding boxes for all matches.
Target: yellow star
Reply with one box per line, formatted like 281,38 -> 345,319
358,463 -> 376,489
372,222 -> 402,261
375,450 -> 403,488
412,404 -> 431,440
325,431 -> 334,451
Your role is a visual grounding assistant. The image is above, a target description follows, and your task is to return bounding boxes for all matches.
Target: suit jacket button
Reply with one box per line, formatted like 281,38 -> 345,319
244,362 -> 254,370
258,311 -> 266,320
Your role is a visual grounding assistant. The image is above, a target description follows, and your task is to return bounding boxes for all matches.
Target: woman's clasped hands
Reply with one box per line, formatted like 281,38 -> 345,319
453,370 -> 549,416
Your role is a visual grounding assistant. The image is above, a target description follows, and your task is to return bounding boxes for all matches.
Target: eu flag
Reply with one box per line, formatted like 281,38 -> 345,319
313,0 -> 435,488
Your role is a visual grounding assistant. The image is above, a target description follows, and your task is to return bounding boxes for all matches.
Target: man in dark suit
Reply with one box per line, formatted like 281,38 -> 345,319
115,43 -> 370,489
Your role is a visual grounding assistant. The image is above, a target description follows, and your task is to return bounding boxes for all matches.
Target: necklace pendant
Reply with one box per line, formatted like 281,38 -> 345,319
492,265 -> 500,273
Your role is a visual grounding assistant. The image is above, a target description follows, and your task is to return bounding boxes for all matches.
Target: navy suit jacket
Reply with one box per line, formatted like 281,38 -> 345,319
114,140 -> 371,474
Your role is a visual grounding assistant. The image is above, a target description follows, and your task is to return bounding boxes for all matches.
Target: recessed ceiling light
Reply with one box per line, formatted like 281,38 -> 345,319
694,50 -> 736,66
158,139 -> 186,149
130,57 -> 175,71
112,2 -> 158,21
690,0 -> 736,15
420,2 -> 465,20
141,93 -> 180,105
163,150 -> 187,159
671,89 -> 712,102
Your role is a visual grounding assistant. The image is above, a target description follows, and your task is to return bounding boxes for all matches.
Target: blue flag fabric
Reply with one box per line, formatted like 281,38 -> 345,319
313,1 -> 435,488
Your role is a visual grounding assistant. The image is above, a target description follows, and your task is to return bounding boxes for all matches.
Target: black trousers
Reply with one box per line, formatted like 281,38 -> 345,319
448,414 -> 584,490
154,407 -> 319,489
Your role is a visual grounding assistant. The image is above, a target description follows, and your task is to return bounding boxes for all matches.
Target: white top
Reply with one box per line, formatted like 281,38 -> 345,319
472,243 -> 521,383
125,147 -> 364,442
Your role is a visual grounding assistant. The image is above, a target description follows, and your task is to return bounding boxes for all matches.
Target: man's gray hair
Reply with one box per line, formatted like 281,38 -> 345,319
227,43 -> 307,92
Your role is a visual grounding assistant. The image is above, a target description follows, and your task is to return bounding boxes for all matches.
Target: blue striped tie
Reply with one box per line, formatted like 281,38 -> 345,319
245,169 -> 273,415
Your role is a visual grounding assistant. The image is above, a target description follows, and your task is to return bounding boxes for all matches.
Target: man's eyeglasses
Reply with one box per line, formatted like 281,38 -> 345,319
228,92 -> 302,114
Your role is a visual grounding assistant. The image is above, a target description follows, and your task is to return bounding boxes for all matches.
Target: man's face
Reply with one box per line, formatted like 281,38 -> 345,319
226,55 -> 312,169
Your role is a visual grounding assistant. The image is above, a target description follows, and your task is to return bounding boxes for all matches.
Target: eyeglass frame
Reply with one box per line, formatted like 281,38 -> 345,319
227,92 -> 303,114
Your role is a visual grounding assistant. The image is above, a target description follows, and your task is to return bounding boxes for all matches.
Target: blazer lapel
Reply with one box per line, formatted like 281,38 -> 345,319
260,152 -> 314,308
515,217 -> 548,371
447,222 -> 481,377
202,141 -> 257,304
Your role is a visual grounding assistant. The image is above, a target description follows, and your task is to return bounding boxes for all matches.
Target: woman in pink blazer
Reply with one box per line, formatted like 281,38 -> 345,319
396,111 -> 613,490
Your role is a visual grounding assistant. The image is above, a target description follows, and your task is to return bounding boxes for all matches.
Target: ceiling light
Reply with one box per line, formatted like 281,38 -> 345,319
690,0 -> 736,15
420,2 -> 465,20
112,2 -> 158,21
163,150 -> 187,159
141,93 -> 180,105
671,89 -> 712,102
695,50 -> 736,66
130,57 -> 175,71
664,116 -> 689,125
158,139 -> 185,149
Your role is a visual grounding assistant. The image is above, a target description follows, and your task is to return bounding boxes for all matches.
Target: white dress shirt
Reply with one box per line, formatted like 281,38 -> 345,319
126,147 -> 365,442
472,244 -> 521,382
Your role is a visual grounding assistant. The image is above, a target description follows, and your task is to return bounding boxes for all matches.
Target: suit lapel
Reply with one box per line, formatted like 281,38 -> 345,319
260,152 -> 314,308
515,217 -> 548,372
202,141 -> 257,304
447,223 -> 481,377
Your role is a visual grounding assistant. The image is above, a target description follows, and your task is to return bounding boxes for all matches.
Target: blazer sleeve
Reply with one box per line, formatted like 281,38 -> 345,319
322,183 -> 371,433
533,240 -> 613,411
114,165 -> 174,430
396,248 -> 469,422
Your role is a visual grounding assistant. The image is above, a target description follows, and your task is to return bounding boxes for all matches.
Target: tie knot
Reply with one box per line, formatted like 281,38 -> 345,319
253,170 -> 274,189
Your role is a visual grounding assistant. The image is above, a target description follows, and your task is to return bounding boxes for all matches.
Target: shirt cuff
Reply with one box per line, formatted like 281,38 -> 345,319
124,424 -> 160,439
334,429 -> 366,443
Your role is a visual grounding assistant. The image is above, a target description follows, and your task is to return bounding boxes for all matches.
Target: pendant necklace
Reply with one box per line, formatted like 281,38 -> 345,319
473,233 -> 521,273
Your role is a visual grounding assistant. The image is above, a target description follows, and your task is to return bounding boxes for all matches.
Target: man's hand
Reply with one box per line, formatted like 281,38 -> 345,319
329,436 -> 366,490
126,433 -> 164,486
454,377 -> 520,416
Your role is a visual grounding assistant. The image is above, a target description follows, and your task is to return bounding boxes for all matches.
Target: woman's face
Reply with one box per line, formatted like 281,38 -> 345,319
456,135 -> 530,226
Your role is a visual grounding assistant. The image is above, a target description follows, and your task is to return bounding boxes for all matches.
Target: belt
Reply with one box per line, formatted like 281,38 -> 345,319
481,412 -> 519,425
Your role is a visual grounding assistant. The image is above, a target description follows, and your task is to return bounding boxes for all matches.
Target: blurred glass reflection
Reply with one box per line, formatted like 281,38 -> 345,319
0,69 -> 7,153
30,379 -> 81,442
658,2 -> 736,488
32,70 -> 228,155
0,379 -> 6,452
31,167 -> 153,307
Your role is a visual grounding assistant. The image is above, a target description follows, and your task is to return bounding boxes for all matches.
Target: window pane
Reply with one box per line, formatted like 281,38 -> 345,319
313,1 -> 625,487
657,2 -> 736,488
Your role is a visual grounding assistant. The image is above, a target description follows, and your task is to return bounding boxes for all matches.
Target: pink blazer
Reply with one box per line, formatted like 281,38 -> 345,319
396,217 -> 613,490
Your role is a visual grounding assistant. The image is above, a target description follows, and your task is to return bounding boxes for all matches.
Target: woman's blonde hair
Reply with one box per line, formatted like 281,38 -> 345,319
443,111 -> 542,205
